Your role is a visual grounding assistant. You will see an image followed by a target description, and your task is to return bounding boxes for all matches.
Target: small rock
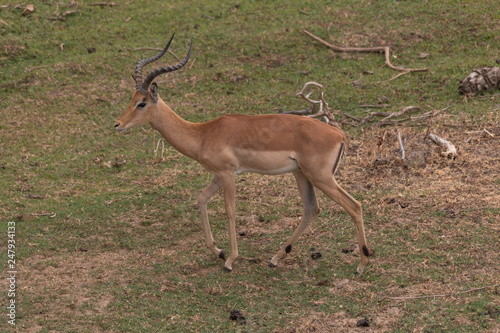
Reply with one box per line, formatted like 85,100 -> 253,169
229,310 -> 246,324
341,246 -> 356,254
311,252 -> 322,260
356,317 -> 370,327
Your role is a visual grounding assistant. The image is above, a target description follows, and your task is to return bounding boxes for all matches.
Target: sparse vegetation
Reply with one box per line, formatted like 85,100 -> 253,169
0,1 -> 499,332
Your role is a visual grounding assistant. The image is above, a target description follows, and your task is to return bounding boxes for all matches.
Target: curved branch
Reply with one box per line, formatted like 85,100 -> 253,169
303,30 -> 428,73
296,82 -> 334,123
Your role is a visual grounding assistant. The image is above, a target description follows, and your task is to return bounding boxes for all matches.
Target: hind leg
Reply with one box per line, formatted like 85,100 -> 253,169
269,170 -> 319,267
312,177 -> 369,274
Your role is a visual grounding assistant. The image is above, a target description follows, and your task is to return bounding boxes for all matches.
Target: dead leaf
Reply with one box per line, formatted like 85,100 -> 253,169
0,19 -> 8,26
23,4 -> 34,16
125,17 -> 131,23
419,52 -> 430,59
60,42 -> 65,51
352,79 -> 362,88
63,10 -> 77,16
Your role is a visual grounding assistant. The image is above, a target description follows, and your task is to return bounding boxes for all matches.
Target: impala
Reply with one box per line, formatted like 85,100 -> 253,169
114,35 -> 371,273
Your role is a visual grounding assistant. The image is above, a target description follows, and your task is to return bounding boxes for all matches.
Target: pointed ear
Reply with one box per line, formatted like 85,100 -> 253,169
149,83 -> 159,103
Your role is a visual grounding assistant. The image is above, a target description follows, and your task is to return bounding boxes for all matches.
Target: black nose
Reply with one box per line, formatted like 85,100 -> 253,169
114,122 -> 120,129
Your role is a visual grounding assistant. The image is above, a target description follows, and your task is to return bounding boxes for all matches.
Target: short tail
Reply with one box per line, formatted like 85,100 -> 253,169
332,142 -> 346,175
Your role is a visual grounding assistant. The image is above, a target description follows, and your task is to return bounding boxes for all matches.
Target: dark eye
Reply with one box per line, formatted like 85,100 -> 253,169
137,102 -> 147,108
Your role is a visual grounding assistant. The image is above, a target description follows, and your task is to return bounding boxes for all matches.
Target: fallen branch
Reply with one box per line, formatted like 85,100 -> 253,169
31,212 -> 57,218
25,65 -> 51,72
295,82 -> 336,124
90,1 -> 122,6
465,129 -> 495,138
343,113 -> 361,122
345,105 -> 451,128
366,106 -> 421,128
278,82 -> 339,126
303,30 -> 428,73
470,92 -> 500,100
384,284 -> 499,301
397,129 -> 405,160
359,104 -> 391,108
428,133 -> 457,158
377,106 -> 420,125
281,106 -> 314,116
47,10 -> 77,21
188,58 -> 196,70
483,128 -> 495,138
376,70 -> 416,83
359,111 -> 391,125
410,105 -> 453,121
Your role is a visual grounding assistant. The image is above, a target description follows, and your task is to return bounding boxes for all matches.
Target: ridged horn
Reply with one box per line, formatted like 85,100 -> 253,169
134,34 -> 192,95
141,39 -> 192,94
134,33 -> 175,94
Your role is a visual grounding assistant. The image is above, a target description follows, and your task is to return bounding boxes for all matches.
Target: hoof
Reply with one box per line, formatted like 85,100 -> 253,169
223,266 -> 232,272
218,250 -> 226,261
268,262 -> 277,268
356,266 -> 365,275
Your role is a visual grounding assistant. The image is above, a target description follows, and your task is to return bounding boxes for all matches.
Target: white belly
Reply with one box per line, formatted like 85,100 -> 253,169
234,152 -> 299,175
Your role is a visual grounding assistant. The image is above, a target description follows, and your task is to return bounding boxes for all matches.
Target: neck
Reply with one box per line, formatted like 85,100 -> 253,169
149,98 -> 201,161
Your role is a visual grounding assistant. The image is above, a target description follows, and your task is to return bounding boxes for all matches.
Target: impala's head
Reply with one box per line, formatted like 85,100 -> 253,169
114,34 -> 192,131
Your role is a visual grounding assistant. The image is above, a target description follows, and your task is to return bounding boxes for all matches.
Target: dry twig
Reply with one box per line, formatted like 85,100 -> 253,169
350,106 -> 420,127
359,104 -> 391,108
47,10 -> 77,21
411,105 -> 452,121
91,1 -> 119,6
397,129 -> 405,160
124,47 -> 180,61
465,129 -> 495,138
281,106 -> 314,116
295,82 -> 336,124
372,106 -> 421,127
279,82 -> 339,126
358,111 -> 390,126
25,65 -> 51,72
31,212 -> 57,218
344,105 -> 452,128
384,284 -> 499,301
303,30 -> 428,74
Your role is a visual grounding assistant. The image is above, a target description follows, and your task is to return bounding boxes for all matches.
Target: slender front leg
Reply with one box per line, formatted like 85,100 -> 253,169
270,170 -> 319,267
218,172 -> 238,271
196,175 -> 226,261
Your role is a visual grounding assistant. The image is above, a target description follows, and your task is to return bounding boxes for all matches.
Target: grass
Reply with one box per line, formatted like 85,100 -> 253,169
1,0 -> 499,332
